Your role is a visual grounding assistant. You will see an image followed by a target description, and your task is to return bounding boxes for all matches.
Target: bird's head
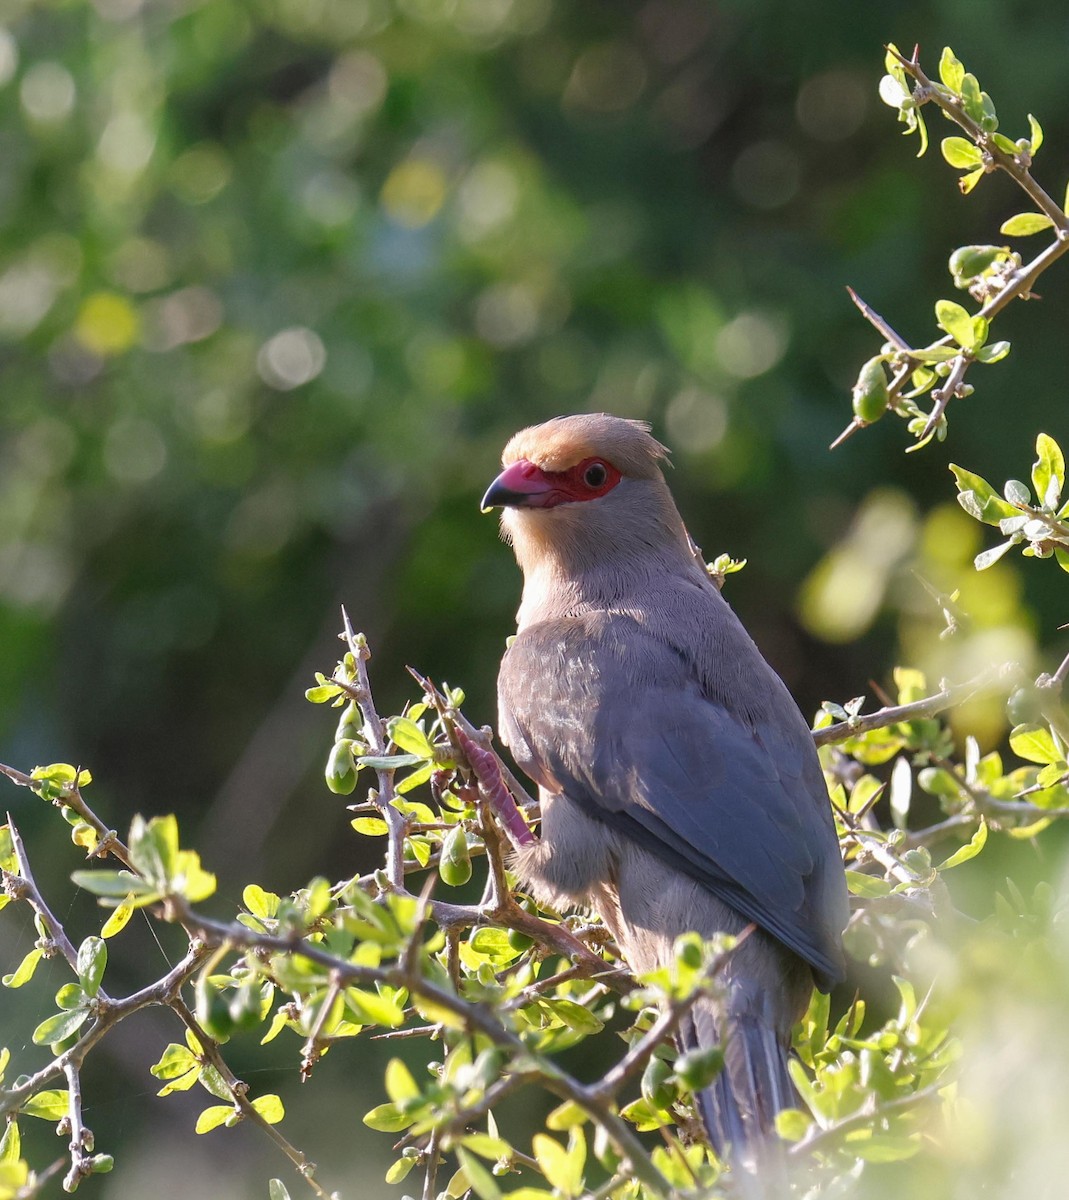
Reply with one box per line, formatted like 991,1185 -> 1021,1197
481,413 -> 669,513
483,413 -> 690,590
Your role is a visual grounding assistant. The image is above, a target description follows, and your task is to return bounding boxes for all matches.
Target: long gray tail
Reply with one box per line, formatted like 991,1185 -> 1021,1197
678,998 -> 795,1191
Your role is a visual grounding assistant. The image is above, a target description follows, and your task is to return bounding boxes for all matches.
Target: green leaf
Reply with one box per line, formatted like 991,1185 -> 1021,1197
459,1134 -> 513,1160
941,137 -> 981,168
71,869 -> 156,899
195,1104 -> 234,1134
878,74 -> 909,108
532,1133 -> 584,1198
1010,723 -> 1061,765
77,936 -> 107,997
775,1108 -> 812,1141
129,813 -> 179,884
100,896 -> 135,938
938,47 -> 965,93
0,1118 -> 20,1164
999,212 -> 1054,237
2,947 -> 43,988
1028,113 -> 1044,153
939,818 -> 988,870
1056,547 -> 1069,575
32,1008 -> 89,1047
384,1057 -> 420,1103
974,540 -> 1015,570
384,1158 -> 416,1185
356,753 -> 423,770
150,1043 -> 200,1080
268,1181 -> 292,1200
387,716 -> 434,757
20,1090 -> 70,1120
363,1102 -> 417,1132
845,871 -> 892,898
55,983 -> 87,1010
1032,433 -> 1065,508
935,299 -> 975,348
243,884 -> 280,919
975,340 -> 1010,364
455,1149 -> 503,1200
958,166 -> 984,195
350,817 -> 389,837
251,1094 -> 285,1124
949,465 -> 1019,524
345,988 -> 405,1027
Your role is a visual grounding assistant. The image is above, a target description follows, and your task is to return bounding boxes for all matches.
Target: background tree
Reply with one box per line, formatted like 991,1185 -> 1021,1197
2,3 -> 1069,1198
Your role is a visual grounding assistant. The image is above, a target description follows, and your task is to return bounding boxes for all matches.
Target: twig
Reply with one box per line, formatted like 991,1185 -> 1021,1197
339,609 -> 407,889
813,668 -> 1008,746
61,1061 -> 94,1193
171,999 -> 335,1200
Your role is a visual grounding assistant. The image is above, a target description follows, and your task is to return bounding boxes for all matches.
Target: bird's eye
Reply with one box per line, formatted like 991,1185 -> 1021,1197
583,461 -> 608,488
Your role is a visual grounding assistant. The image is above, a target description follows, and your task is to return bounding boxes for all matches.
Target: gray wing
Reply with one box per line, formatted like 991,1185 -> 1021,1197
499,609 -> 848,990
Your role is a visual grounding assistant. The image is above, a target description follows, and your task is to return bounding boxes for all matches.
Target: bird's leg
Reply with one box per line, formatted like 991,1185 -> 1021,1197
453,726 -> 536,849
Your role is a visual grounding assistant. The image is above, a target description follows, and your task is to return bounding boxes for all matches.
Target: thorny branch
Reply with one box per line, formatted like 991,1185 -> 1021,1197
5,617 -> 1061,1197
837,46 -> 1069,449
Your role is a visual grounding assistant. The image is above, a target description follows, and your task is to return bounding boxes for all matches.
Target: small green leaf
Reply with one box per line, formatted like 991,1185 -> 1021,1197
845,871 -> 892,898
939,818 -> 988,870
949,464 -> 1019,524
974,540 -> 1015,570
935,299 -> 975,348
532,1133 -> 583,1198
1000,212 -> 1054,237
150,1043 -> 200,1080
384,1158 -> 416,1185
1028,113 -> 1044,154
958,166 -> 984,195
269,1181 -> 292,1200
2,948 -> 43,988
1032,433 -> 1065,508
195,1104 -> 234,1134
129,813 -> 179,885
32,1008 -> 89,1047
351,817 -> 389,836
975,340 -> 1010,364
1010,724 -> 1061,765
384,1057 -> 420,1103
72,869 -> 156,899
0,1119 -> 20,1164
941,137 -> 981,168
100,896 -> 135,938
387,716 -> 434,758
938,47 -> 965,93
77,936 -> 107,997
21,1090 -> 70,1120
775,1108 -> 812,1141
455,1149 -> 503,1200
363,1102 -> 417,1132
346,988 -> 405,1027
357,753 -> 423,770
243,884 -> 280,919
878,74 -> 909,108
251,1094 -> 285,1124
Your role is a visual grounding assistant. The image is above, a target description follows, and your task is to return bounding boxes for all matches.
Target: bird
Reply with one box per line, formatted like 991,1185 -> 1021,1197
478,412 -> 848,1171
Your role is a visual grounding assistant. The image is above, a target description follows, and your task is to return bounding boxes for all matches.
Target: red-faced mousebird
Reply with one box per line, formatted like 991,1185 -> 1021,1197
476,413 -> 848,1173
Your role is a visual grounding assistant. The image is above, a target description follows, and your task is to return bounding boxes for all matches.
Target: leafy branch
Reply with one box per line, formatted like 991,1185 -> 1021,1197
836,44 -> 1069,450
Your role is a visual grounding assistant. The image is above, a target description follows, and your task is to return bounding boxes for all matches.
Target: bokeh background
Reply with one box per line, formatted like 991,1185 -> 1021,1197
1,0 -> 1068,1196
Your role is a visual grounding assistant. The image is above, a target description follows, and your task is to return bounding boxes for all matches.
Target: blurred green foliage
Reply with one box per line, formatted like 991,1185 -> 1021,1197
2,0 -> 1069,1197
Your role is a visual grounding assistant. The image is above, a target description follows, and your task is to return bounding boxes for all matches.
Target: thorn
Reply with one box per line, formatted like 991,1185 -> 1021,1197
830,419 -> 863,450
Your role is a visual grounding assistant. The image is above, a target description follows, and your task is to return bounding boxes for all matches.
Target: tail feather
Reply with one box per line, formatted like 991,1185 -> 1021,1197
681,999 -> 795,1193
